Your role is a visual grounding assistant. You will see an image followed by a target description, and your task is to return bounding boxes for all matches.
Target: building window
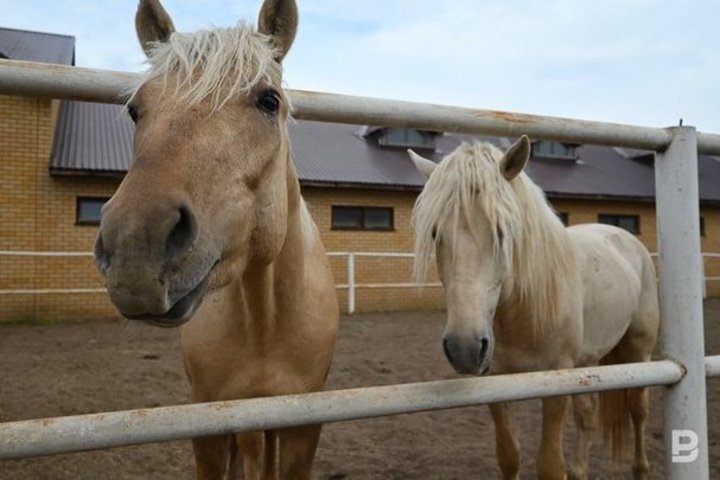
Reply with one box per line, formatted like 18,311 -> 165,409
598,214 -> 640,234
533,141 -> 578,160
377,128 -> 436,149
331,206 -> 394,231
557,212 -> 569,226
76,197 -> 109,225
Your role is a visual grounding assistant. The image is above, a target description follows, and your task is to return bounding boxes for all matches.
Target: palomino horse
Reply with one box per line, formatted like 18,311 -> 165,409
94,0 -> 338,478
409,137 -> 659,480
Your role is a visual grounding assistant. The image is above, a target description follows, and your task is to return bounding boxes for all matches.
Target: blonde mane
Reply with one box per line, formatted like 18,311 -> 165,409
412,142 -> 576,333
131,22 -> 281,110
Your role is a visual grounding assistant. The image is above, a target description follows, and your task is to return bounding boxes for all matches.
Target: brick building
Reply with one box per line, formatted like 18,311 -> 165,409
1,27 -> 720,322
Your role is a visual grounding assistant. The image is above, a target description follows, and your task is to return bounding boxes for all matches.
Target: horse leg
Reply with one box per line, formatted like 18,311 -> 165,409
277,424 -> 322,480
614,325 -> 654,478
192,435 -> 231,480
568,393 -> 597,480
628,387 -> 650,479
488,402 -> 520,480
536,395 -> 569,480
263,430 -> 279,480
235,431 -> 265,480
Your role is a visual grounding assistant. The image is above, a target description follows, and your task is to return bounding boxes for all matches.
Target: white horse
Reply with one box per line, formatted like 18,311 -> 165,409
409,136 -> 659,480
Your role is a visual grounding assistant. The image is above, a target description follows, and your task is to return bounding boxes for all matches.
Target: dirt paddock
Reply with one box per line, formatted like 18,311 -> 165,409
1,302 -> 719,479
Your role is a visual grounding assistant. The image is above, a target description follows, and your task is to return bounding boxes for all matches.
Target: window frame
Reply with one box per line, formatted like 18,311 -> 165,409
76,196 -> 109,226
377,128 -> 436,149
331,206 -> 394,232
532,140 -> 578,160
597,213 -> 640,235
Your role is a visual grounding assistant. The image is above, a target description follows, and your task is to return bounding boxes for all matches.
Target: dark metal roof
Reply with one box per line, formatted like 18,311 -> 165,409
0,27 -> 75,65
50,102 -> 134,175
291,121 -> 428,188
50,101 -> 720,204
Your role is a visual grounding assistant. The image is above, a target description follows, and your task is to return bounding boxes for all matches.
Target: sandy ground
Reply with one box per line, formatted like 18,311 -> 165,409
1,302 -> 719,479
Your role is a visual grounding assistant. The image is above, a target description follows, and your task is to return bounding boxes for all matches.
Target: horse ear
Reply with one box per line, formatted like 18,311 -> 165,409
136,0 -> 176,56
258,0 -> 298,62
408,149 -> 437,179
500,135 -> 531,180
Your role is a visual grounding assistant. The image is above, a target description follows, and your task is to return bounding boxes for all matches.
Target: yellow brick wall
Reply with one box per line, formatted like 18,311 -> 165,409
1,95 -> 718,321
303,187 -> 444,313
0,95 -> 121,322
304,191 -> 720,312
552,199 -> 720,298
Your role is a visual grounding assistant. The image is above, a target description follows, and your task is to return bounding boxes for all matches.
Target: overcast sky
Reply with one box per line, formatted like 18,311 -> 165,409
2,0 -> 718,132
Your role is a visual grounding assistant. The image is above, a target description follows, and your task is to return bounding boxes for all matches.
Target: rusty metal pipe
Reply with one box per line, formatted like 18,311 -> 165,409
1,60 -> 720,153
0,360 -> 683,460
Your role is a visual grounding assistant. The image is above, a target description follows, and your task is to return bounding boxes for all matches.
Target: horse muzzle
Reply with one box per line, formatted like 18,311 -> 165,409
93,192 -> 218,327
442,333 -> 494,375
120,268 -> 214,327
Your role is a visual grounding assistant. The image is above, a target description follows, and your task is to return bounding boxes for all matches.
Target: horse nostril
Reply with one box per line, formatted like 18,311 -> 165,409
94,234 -> 110,274
165,205 -> 197,263
443,338 -> 452,361
479,337 -> 489,360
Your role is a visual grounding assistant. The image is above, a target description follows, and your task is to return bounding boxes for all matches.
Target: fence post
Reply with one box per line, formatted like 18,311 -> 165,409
655,126 -> 709,479
347,253 -> 355,314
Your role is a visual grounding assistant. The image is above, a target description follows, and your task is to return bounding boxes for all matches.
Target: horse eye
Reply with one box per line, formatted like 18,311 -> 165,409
127,105 -> 138,123
256,89 -> 281,115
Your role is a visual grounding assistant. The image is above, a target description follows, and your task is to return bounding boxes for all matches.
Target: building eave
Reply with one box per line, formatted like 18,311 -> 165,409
49,167 -> 125,179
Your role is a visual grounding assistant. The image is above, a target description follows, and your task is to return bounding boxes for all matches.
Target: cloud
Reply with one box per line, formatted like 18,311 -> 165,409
286,0 -> 720,131
1,0 -> 718,132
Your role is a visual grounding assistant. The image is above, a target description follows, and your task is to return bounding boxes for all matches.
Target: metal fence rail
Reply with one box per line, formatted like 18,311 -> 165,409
0,59 -> 717,477
0,360 -> 690,460
2,59 -> 720,154
2,250 -> 718,311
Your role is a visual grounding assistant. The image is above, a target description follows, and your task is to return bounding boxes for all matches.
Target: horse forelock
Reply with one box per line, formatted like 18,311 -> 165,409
412,143 -> 516,280
129,22 -> 282,111
412,142 -> 576,335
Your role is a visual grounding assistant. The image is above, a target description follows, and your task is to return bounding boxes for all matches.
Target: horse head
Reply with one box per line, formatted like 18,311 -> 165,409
410,136 -> 531,374
95,0 -> 298,326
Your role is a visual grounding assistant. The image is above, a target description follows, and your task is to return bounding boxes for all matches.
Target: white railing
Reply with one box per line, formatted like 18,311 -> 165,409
2,250 -> 717,310
1,59 -> 719,478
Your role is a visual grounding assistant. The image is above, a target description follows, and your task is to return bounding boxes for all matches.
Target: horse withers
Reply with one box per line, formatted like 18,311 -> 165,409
93,1 -> 339,478
409,137 -> 659,480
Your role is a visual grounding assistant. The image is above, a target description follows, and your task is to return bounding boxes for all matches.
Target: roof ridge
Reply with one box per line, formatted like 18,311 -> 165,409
0,26 -> 75,41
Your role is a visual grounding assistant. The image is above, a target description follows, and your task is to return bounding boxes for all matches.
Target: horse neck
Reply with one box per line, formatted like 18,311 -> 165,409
237,150 -> 306,331
495,176 -> 575,335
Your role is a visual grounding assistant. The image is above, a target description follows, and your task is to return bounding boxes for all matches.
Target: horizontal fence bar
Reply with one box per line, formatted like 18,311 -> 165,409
0,288 -> 105,295
3,250 -> 718,259
334,282 -> 442,290
2,60 -> 720,154
1,251 -> 717,296
0,250 -> 93,257
327,252 -> 416,258
0,360 -> 684,461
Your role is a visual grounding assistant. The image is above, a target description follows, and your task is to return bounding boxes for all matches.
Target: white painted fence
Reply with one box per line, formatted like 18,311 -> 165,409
2,250 -> 718,311
1,59 -> 719,478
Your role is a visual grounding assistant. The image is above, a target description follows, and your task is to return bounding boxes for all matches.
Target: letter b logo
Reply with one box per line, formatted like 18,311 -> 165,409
672,430 -> 699,463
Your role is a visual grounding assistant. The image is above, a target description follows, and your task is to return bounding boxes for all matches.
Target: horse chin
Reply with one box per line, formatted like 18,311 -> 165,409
122,266 -> 215,328
451,361 -> 492,376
